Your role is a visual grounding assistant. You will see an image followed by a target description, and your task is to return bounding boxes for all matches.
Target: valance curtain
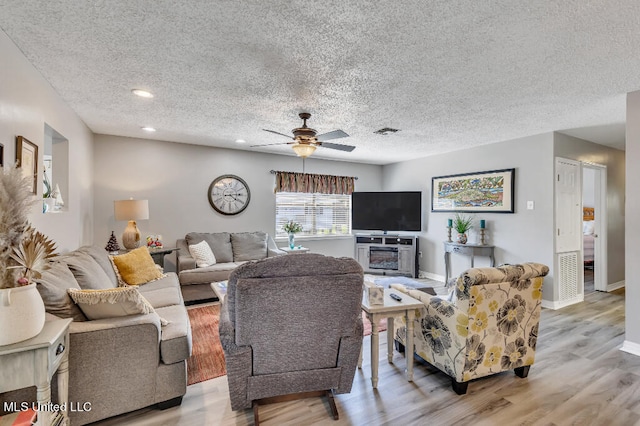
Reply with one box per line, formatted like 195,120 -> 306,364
274,171 -> 355,195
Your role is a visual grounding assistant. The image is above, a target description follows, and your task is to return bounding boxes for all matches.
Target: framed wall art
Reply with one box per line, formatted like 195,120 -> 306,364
431,168 -> 515,213
0,143 -> 3,167
16,136 -> 38,194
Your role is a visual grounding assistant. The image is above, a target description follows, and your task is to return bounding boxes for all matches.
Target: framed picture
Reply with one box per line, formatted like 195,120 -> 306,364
0,143 -> 3,167
16,136 -> 38,194
431,168 -> 515,213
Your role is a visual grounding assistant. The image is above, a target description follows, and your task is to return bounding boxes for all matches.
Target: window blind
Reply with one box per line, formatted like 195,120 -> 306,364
275,192 -> 351,238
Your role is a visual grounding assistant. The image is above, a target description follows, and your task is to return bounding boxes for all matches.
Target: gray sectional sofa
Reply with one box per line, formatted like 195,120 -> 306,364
176,231 -> 285,302
1,245 -> 192,425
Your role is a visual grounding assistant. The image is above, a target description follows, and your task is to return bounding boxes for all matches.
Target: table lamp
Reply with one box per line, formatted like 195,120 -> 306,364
114,199 -> 149,250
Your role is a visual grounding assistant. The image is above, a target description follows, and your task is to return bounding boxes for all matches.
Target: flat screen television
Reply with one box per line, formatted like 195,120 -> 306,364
351,191 -> 422,232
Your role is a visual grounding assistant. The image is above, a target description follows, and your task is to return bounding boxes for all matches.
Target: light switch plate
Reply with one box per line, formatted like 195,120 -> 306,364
527,201 -> 535,210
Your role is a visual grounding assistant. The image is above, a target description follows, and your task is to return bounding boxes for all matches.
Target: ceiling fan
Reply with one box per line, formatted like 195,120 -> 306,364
251,112 -> 355,158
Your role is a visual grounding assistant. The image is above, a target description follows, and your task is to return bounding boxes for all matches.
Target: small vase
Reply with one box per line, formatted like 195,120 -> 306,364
288,232 -> 295,249
457,233 -> 468,244
0,283 -> 46,346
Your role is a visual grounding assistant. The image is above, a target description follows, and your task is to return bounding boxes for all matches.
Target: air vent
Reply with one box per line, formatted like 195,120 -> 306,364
374,127 -> 400,135
558,252 -> 579,300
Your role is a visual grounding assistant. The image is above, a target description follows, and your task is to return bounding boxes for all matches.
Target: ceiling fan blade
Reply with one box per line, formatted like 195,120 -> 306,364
250,142 -> 294,147
316,129 -> 349,141
263,129 -> 294,139
318,141 -> 356,152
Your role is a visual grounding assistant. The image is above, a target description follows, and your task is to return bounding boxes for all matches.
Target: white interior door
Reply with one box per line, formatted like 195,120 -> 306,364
556,158 -> 582,253
555,158 -> 583,301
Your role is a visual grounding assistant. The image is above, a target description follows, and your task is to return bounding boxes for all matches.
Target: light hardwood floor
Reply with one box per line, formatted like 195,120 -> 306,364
584,267 -> 594,294
96,288 -> 640,426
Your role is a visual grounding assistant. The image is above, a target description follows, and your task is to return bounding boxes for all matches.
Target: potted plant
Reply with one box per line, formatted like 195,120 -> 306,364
283,220 -> 303,249
0,165 -> 57,345
453,213 -> 473,244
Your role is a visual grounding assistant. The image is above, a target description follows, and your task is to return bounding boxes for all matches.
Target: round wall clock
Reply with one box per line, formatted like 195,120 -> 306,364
208,174 -> 251,215
208,175 -> 251,215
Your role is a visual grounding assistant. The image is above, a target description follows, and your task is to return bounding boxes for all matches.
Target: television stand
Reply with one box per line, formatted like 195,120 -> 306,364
354,234 -> 419,278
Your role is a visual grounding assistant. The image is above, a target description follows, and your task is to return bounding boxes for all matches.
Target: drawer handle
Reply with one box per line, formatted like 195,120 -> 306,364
453,247 -> 461,253
56,343 -> 65,356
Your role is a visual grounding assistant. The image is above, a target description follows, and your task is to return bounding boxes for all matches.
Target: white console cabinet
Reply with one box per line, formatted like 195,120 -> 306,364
354,234 -> 419,278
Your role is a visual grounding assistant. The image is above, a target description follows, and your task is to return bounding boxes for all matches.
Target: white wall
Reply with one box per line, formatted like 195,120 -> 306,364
624,91 -> 640,352
381,133 -> 556,300
93,135 -> 383,270
553,132 -> 626,286
0,29 -> 94,251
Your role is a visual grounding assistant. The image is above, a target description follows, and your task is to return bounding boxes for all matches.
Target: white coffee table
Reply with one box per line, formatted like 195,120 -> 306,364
360,289 -> 423,388
211,281 -> 227,303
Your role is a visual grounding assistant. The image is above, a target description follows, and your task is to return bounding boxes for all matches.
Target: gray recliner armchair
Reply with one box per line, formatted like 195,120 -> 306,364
219,253 -> 364,424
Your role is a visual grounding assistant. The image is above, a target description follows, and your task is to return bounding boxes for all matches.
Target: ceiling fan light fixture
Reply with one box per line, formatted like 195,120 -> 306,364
292,143 -> 316,158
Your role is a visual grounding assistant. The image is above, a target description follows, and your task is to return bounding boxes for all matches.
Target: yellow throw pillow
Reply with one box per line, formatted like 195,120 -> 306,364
111,246 -> 163,286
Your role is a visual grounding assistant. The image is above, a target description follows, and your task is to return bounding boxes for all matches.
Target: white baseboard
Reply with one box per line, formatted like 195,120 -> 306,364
620,340 -> 640,357
418,270 -> 444,282
607,280 -> 625,292
541,294 -> 584,310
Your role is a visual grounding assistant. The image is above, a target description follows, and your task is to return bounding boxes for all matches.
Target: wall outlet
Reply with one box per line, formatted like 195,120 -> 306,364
419,251 -> 423,258
527,201 -> 535,210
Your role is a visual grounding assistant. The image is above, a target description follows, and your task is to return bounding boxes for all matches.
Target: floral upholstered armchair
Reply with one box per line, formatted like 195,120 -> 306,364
391,263 -> 549,394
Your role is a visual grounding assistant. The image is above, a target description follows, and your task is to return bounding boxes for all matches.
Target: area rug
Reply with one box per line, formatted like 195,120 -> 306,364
362,312 -> 387,336
186,304 -> 226,385
186,305 -> 387,385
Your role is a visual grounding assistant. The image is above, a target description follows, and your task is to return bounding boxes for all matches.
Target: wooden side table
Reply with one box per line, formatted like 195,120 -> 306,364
147,247 -> 179,267
444,242 -> 495,283
360,289 -> 423,388
0,318 -> 72,426
119,247 -> 179,267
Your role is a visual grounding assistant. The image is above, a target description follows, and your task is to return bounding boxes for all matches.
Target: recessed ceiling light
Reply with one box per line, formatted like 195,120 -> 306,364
132,89 -> 154,98
235,139 -> 246,144
141,126 -> 156,132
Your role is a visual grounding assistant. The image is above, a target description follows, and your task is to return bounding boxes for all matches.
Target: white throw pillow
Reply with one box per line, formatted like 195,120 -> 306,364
188,240 -> 217,268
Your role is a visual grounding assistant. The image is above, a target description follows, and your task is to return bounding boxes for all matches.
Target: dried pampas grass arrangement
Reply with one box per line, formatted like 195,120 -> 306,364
0,165 -> 56,288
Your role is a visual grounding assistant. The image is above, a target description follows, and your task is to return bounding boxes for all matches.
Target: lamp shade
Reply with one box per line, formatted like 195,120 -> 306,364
291,143 -> 317,158
114,199 -> 149,221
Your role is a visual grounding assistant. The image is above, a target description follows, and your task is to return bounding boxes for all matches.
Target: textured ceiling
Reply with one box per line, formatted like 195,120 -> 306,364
0,1 -> 635,164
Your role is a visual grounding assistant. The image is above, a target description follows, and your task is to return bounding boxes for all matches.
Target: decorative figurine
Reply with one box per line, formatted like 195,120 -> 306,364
105,231 -> 120,254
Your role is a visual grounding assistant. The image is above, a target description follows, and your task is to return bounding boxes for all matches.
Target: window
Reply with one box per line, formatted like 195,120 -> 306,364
275,192 -> 351,238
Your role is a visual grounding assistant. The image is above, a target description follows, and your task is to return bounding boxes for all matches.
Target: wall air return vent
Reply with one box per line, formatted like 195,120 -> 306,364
558,252 -> 579,301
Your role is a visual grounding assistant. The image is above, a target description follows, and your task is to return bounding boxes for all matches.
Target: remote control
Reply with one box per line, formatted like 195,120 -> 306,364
390,293 -> 402,302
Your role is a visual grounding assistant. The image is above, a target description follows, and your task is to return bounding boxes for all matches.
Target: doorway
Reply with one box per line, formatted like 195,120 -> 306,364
582,163 -> 607,292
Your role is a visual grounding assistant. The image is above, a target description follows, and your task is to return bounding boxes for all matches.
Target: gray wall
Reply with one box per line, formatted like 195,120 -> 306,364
93,135 -> 383,269
381,133 -> 556,301
582,168 -> 595,208
626,92 -> 640,348
553,132 -> 626,285
0,29 -> 94,252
